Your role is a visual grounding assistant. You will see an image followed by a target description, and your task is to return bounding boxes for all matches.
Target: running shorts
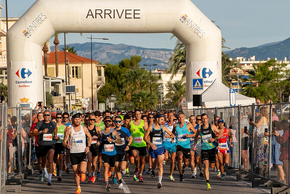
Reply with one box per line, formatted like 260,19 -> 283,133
35,146 -> 40,159
149,146 -> 165,159
176,145 -> 190,159
70,152 -> 87,165
90,145 -> 100,157
39,145 -> 55,158
102,154 -> 117,167
54,143 -> 65,157
130,146 -> 147,157
163,141 -> 176,154
217,149 -> 229,155
201,148 -> 216,163
116,154 -> 126,162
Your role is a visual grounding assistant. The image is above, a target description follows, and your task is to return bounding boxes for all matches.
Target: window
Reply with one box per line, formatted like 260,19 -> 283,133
70,66 -> 82,79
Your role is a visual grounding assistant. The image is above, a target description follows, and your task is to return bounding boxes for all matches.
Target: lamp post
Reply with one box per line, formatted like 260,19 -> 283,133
87,35 -> 108,110
143,64 -> 157,110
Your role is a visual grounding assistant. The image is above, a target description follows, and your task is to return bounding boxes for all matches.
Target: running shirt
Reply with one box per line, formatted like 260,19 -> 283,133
55,124 -> 66,143
101,128 -> 117,156
130,120 -> 146,147
64,122 -> 72,127
217,127 -> 229,150
176,122 -> 190,149
200,124 -> 216,150
95,121 -> 105,130
87,126 -> 100,146
115,127 -> 131,155
70,125 -> 87,154
150,124 -> 164,148
164,122 -> 175,143
35,121 -> 56,146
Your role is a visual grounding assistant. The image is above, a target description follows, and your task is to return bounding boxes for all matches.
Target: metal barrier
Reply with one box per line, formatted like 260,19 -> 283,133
0,103 -> 8,193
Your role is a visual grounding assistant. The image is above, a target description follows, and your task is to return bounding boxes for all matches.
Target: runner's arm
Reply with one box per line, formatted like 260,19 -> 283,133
145,124 -> 153,147
163,126 -> 175,138
62,127 -> 71,148
227,129 -> 232,146
212,125 -> 222,140
186,123 -> 196,138
113,130 -> 123,144
194,128 -> 200,148
84,127 -> 92,147
53,127 -> 59,140
143,121 -> 148,132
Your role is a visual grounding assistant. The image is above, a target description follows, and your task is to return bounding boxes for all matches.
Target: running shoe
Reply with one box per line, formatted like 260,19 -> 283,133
138,175 -> 144,182
133,175 -> 139,182
88,176 -> 93,183
134,168 -> 140,176
142,170 -> 146,175
113,177 -> 118,185
157,182 -> 162,189
92,176 -> 96,183
118,183 -> 123,189
217,171 -> 221,178
47,179 -> 52,186
58,176 -> 62,182
44,170 -> 48,179
207,183 -> 212,190
147,168 -> 152,174
221,174 -> 225,180
75,187 -> 81,194
182,168 -> 185,176
179,174 -> 184,182
200,171 -> 204,177
66,167 -> 70,173
151,171 -> 155,177
39,174 -> 44,182
105,184 -> 111,192
108,171 -> 112,178
169,175 -> 175,182
163,160 -> 166,165
53,170 -> 57,177
80,174 -> 86,182
126,168 -> 130,177
97,172 -> 100,180
191,172 -> 196,179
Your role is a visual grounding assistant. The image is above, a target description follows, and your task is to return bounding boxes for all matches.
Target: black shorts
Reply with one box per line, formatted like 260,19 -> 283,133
241,137 -> 249,151
35,146 -> 40,159
38,145 -> 55,158
102,154 -> 116,167
54,143 -> 65,157
130,146 -> 147,157
116,154 -> 126,162
70,152 -> 87,165
201,148 -> 216,163
90,145 -> 100,157
176,145 -> 190,159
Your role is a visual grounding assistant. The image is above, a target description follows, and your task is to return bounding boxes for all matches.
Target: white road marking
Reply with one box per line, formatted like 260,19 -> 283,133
122,179 -> 131,193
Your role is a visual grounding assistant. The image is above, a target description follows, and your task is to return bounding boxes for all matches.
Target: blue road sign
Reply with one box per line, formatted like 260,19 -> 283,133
193,78 -> 203,90
230,89 -> 236,107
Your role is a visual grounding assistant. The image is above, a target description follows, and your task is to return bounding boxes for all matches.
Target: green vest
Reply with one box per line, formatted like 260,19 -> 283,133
56,124 -> 66,143
95,121 -> 105,130
130,120 -> 146,147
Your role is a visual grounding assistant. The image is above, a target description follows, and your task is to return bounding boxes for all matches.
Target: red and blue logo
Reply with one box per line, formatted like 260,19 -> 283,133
16,68 -> 32,79
196,68 -> 213,78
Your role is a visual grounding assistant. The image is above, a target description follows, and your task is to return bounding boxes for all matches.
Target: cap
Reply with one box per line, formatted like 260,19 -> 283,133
51,112 -> 56,118
104,116 -> 112,121
255,109 -> 260,113
218,119 -> 224,123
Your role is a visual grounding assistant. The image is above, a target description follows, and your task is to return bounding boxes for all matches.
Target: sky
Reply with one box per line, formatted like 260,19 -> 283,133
2,0 -> 290,50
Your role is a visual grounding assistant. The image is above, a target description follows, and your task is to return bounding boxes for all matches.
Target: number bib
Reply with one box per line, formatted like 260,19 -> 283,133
134,136 -> 143,144
43,134 -> 52,141
218,143 -> 228,149
178,135 -> 187,142
57,133 -> 64,140
73,138 -> 84,146
104,144 -> 115,152
202,134 -> 212,143
152,137 -> 162,145
115,138 -> 125,146
92,137 -> 98,144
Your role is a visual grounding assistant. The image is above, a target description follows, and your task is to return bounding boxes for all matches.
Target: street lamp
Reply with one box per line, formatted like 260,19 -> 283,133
143,64 -> 157,110
87,35 -> 108,110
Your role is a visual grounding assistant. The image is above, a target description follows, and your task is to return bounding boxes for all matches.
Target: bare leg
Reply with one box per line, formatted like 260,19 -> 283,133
87,152 -> 92,175
190,151 -> 195,172
170,152 -> 176,176
72,165 -> 80,187
177,151 -> 183,175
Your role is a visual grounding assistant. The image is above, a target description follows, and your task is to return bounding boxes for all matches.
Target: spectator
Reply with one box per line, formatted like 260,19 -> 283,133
229,116 -> 239,168
272,108 -> 279,122
240,112 -> 250,170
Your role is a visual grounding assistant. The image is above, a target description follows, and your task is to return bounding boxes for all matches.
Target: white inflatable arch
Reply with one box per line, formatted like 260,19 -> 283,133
8,0 -> 221,107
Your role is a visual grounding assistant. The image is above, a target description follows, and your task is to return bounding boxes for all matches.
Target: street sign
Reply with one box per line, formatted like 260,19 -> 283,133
193,78 -> 203,90
230,89 -> 236,107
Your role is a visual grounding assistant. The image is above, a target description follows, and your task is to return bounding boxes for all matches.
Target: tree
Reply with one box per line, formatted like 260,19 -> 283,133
222,52 -> 240,87
62,46 -> 77,54
119,55 -> 142,69
165,80 -> 186,108
46,92 -> 54,107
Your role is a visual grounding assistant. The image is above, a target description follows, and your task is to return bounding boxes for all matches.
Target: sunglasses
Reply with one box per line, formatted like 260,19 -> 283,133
90,119 -> 95,121
63,117 -> 69,119
44,114 -> 50,116
149,117 -> 154,119
197,119 -> 201,121
56,117 -> 62,119
115,121 -> 122,123
104,120 -> 111,123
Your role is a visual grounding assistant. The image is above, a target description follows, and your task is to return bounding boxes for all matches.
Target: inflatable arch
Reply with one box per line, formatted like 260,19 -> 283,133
8,0 -> 221,107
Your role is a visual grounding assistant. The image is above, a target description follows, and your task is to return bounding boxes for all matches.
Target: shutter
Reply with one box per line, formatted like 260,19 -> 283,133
77,66 -> 82,79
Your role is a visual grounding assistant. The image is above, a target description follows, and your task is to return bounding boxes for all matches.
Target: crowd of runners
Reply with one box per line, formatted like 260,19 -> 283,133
28,109 -> 235,193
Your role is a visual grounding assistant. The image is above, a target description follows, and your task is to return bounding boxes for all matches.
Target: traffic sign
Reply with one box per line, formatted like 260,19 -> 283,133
230,89 -> 236,107
193,78 -> 203,90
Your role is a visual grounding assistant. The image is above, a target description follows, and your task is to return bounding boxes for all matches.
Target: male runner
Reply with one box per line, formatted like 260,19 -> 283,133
94,111 -> 105,180
63,112 -> 72,173
189,115 -> 200,179
123,114 -> 132,176
195,113 -> 222,190
146,113 -> 155,175
216,119 -> 232,180
54,113 -> 66,181
114,116 -> 132,189
63,113 -> 92,194
163,111 -> 176,181
145,113 -> 175,188
195,115 -> 204,177
87,113 -> 102,183
213,116 -> 221,177
100,116 -> 123,191
172,112 -> 196,182
129,110 -> 148,182
33,110 -> 57,186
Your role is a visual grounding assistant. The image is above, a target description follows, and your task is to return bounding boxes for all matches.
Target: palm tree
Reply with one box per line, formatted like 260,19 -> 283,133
62,46 -> 77,54
53,33 -> 60,77
168,38 -> 186,79
165,80 -> 186,108
222,52 -> 240,87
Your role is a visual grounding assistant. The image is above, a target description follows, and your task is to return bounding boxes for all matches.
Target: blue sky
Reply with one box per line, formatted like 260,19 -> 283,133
2,0 -> 290,50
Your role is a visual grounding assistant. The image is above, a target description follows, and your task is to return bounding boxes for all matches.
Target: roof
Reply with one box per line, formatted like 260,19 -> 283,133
44,51 -> 97,64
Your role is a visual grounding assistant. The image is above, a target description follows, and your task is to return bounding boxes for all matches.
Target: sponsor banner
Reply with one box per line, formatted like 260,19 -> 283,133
81,1 -> 145,27
23,12 -> 48,39
179,14 -> 205,39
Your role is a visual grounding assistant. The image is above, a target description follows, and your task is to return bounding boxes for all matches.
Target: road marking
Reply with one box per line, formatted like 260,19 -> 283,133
122,179 -> 131,193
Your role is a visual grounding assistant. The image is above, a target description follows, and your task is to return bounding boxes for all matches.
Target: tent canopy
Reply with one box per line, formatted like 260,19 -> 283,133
187,79 -> 255,108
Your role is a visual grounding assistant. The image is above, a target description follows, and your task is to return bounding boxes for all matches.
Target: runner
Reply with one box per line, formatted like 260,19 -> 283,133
216,119 -> 232,180
189,115 -> 200,179
87,113 -> 102,183
172,112 -> 196,182
163,111 -> 176,181
100,116 -> 123,192
146,113 -> 155,175
33,110 -> 57,186
63,112 -> 72,173
195,115 -> 204,177
94,111 -> 105,180
195,113 -> 222,190
129,109 -> 148,182
53,113 -> 66,181
113,116 -> 132,189
214,116 -> 221,177
145,113 -> 175,188
63,113 -> 92,194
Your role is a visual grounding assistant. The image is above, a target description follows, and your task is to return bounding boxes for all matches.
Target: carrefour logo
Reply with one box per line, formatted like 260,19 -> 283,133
196,68 -> 213,78
16,68 -> 32,79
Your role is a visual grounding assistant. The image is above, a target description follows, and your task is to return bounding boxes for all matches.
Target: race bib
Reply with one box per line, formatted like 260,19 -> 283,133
152,137 -> 162,145
202,134 -> 212,143
218,143 -> 228,149
134,136 -> 143,144
115,138 -> 125,146
92,138 -> 98,144
73,138 -> 83,146
57,133 -> 64,140
104,144 -> 114,152
178,135 -> 187,142
43,134 -> 52,141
